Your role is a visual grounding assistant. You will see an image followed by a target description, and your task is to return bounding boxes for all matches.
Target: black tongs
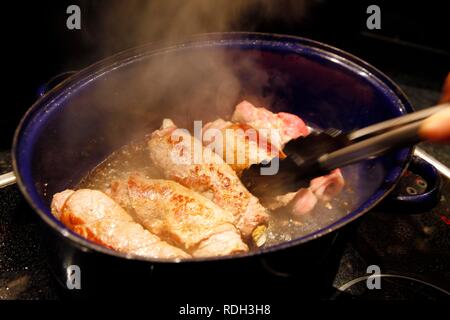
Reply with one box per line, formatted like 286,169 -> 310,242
241,104 -> 449,197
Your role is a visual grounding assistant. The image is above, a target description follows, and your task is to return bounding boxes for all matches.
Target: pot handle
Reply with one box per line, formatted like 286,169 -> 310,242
36,71 -> 78,98
384,148 -> 444,212
0,172 -> 16,189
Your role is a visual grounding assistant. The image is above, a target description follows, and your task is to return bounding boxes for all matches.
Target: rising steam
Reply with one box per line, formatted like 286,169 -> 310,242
85,0 -> 312,55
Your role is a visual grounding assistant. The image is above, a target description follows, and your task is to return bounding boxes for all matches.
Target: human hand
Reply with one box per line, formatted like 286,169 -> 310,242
419,73 -> 450,143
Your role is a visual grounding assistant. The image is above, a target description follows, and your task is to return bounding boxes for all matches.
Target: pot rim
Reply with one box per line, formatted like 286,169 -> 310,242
12,32 -> 414,264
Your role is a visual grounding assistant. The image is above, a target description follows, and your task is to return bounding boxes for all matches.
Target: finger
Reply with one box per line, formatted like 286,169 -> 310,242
419,107 -> 450,142
439,72 -> 450,104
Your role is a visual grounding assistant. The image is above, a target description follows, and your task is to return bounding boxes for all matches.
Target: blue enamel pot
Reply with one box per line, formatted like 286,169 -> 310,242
2,33 -> 442,298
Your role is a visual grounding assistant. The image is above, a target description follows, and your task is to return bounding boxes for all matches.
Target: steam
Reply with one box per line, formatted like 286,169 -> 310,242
87,0 -> 312,56
73,0 -> 316,131
48,0 -> 317,196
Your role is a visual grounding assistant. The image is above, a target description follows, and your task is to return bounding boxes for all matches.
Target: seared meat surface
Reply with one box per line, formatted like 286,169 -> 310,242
51,189 -> 190,259
231,100 -> 309,149
202,101 -> 309,174
202,119 -> 281,174
108,174 -> 248,257
148,119 -> 269,246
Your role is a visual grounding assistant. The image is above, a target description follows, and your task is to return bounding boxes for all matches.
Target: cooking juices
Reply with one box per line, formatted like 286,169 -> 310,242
79,136 -> 356,250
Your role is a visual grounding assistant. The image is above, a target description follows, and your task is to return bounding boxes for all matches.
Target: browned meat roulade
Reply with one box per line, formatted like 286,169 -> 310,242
148,119 -> 269,246
51,189 -> 190,259
108,174 -> 248,257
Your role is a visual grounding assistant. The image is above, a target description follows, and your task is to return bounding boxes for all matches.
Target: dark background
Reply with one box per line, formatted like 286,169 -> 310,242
1,0 -> 449,150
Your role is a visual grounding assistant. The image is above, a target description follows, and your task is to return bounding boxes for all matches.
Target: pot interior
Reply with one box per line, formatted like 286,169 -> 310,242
14,34 -> 412,252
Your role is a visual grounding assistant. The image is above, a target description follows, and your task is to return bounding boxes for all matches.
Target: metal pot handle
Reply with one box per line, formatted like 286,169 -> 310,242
0,172 -> 16,189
